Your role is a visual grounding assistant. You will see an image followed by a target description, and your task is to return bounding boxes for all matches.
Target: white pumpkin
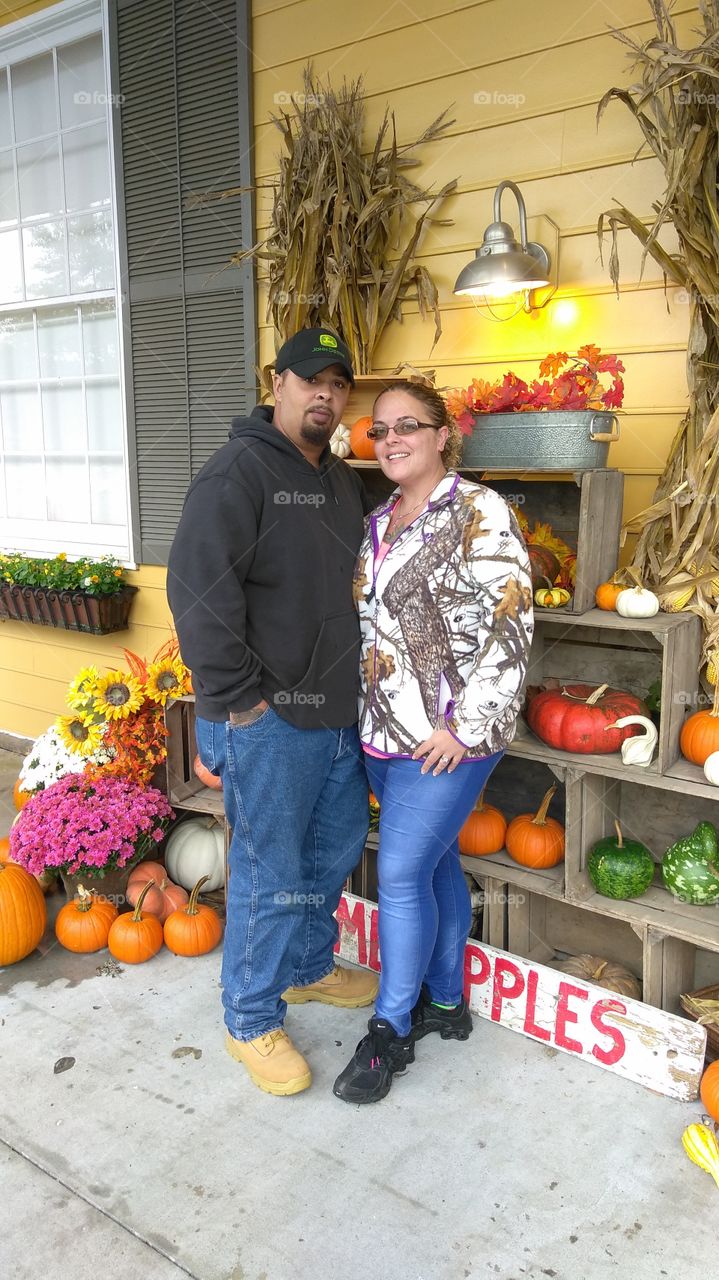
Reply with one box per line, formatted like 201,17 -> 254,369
605,715 -> 658,767
164,817 -> 225,893
330,423 -> 351,458
704,751 -> 719,786
615,586 -> 660,618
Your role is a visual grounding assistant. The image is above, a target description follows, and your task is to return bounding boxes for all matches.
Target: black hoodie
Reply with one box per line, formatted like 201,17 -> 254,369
167,405 -> 370,728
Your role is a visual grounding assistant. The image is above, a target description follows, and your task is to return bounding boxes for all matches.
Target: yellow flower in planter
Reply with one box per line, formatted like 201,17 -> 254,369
56,714 -> 104,756
92,670 -> 144,721
144,657 -> 190,706
66,666 -> 101,712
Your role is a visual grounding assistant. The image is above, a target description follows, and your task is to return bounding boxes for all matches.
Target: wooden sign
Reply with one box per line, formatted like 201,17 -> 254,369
334,893 -> 707,1102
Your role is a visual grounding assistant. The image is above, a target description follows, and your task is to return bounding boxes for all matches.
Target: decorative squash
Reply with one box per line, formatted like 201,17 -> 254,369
459,790 -> 507,857
588,821 -> 655,899
526,683 -> 650,755
505,785 -> 565,868
662,821 -> 719,905
604,715 -> 658,767
126,861 -> 188,923
554,954 -> 641,1000
682,1123 -> 719,1190
107,879 -> 163,964
13,779 -> 32,811
704,751 -> 719,786
615,586 -> 660,618
680,683 -> 719,767
700,1060 -> 719,1124
534,586 -> 571,609
0,862 -> 46,965
164,817 -> 225,893
55,884 -> 118,953
330,423 -> 351,458
595,579 -> 624,611
527,545 -> 560,591
163,875 -> 223,956
193,754 -> 222,791
349,416 -> 376,460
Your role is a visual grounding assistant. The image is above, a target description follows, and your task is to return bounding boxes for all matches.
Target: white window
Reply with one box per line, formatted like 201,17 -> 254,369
0,1 -> 132,561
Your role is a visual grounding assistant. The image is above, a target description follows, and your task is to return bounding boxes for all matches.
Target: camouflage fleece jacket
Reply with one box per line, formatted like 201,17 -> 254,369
353,472 -> 534,758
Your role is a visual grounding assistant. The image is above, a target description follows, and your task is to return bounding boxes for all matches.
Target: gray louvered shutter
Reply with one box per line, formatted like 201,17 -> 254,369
109,0 -> 256,565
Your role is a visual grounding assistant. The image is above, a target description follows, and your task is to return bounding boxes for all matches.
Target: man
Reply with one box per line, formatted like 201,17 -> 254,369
167,328 -> 377,1096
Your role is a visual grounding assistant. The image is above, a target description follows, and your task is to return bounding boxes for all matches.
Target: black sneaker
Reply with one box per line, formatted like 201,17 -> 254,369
333,1016 -> 415,1104
411,986 -> 473,1042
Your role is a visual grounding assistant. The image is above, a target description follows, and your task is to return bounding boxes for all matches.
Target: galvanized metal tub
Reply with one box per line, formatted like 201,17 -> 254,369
459,410 -> 619,470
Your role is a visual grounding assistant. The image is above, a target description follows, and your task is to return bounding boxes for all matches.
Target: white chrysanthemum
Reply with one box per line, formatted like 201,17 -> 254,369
19,723 -> 115,790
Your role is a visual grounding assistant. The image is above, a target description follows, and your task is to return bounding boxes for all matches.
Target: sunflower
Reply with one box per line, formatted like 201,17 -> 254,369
92,670 -> 144,720
66,665 -> 101,712
56,714 -> 104,756
144,657 -> 190,706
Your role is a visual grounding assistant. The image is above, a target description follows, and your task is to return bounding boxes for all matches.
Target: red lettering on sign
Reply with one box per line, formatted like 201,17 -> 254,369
555,982 -> 588,1054
492,957 -> 525,1021
464,943 -> 491,992
368,906 -> 380,972
334,896 -> 367,967
523,968 -> 551,1041
590,999 -> 627,1065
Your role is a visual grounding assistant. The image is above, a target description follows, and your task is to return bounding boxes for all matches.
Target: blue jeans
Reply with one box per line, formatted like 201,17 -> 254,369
364,752 -> 504,1036
195,710 -> 369,1041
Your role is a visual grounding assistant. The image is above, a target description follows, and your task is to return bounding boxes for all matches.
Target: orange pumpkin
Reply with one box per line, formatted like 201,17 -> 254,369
55,884 -> 118,953
193,754 -> 222,791
0,862 -> 47,965
164,875 -> 223,956
349,415 -> 376,460
459,791 -> 507,857
107,879 -> 163,964
126,861 -> 188,923
13,779 -> 32,811
680,683 -> 719,767
595,579 -> 624,611
0,834 -> 55,894
505,785 -> 565,869
700,1060 -> 719,1123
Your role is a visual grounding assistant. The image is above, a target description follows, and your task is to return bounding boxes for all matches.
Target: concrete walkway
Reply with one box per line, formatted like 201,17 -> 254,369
0,747 -> 715,1280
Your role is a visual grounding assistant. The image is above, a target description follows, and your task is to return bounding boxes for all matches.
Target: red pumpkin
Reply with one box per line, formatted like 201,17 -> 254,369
126,861 -> 189,923
526,683 -> 650,754
527,545 -> 561,589
193,754 -> 222,791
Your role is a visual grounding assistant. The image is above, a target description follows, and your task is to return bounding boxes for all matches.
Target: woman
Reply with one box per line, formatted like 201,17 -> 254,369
333,382 -> 534,1104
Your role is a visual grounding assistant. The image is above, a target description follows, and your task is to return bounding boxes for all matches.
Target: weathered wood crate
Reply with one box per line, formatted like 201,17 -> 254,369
516,607 -> 702,776
164,695 -> 224,816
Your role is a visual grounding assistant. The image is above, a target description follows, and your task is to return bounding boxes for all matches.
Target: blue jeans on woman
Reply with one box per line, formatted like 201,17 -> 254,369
364,752 -> 504,1037
195,709 -> 369,1042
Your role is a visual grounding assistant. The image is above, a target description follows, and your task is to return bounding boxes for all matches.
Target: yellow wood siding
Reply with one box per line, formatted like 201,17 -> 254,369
0,1 -> 58,25
252,0 -> 695,569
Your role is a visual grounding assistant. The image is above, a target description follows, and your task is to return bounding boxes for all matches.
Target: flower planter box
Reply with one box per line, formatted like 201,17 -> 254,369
0,583 -> 137,634
460,410 -> 619,471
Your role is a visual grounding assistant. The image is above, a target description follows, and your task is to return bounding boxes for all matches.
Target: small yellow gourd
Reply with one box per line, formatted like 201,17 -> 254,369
534,586 -> 571,609
682,1123 -> 719,1191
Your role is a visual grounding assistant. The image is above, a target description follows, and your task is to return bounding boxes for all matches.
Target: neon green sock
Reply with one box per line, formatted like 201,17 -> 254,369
430,1000 -> 458,1009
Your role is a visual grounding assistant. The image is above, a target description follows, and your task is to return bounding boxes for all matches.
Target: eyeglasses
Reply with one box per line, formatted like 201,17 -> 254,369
366,416 -> 439,440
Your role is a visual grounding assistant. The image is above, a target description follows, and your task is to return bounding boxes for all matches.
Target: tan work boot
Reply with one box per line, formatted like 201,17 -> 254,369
225,1029 -> 312,1096
282,965 -> 379,1008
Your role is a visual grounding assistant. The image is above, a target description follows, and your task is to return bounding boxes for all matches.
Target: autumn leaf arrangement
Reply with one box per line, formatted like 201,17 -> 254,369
447,345 -> 625,436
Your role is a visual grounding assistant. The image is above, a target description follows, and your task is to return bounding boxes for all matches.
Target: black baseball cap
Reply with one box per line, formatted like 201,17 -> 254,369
275,328 -> 355,385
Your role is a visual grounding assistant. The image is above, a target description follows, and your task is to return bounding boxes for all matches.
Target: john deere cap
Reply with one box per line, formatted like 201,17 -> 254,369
274,328 -> 354,385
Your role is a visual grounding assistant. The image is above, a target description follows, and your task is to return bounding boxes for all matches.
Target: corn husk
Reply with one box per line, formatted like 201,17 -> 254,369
682,994 -> 719,1028
597,2 -> 719,682
193,69 -> 457,374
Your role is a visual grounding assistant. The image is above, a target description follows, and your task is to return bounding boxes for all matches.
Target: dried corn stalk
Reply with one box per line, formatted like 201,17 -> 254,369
196,68 -> 457,376
597,1 -> 719,677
